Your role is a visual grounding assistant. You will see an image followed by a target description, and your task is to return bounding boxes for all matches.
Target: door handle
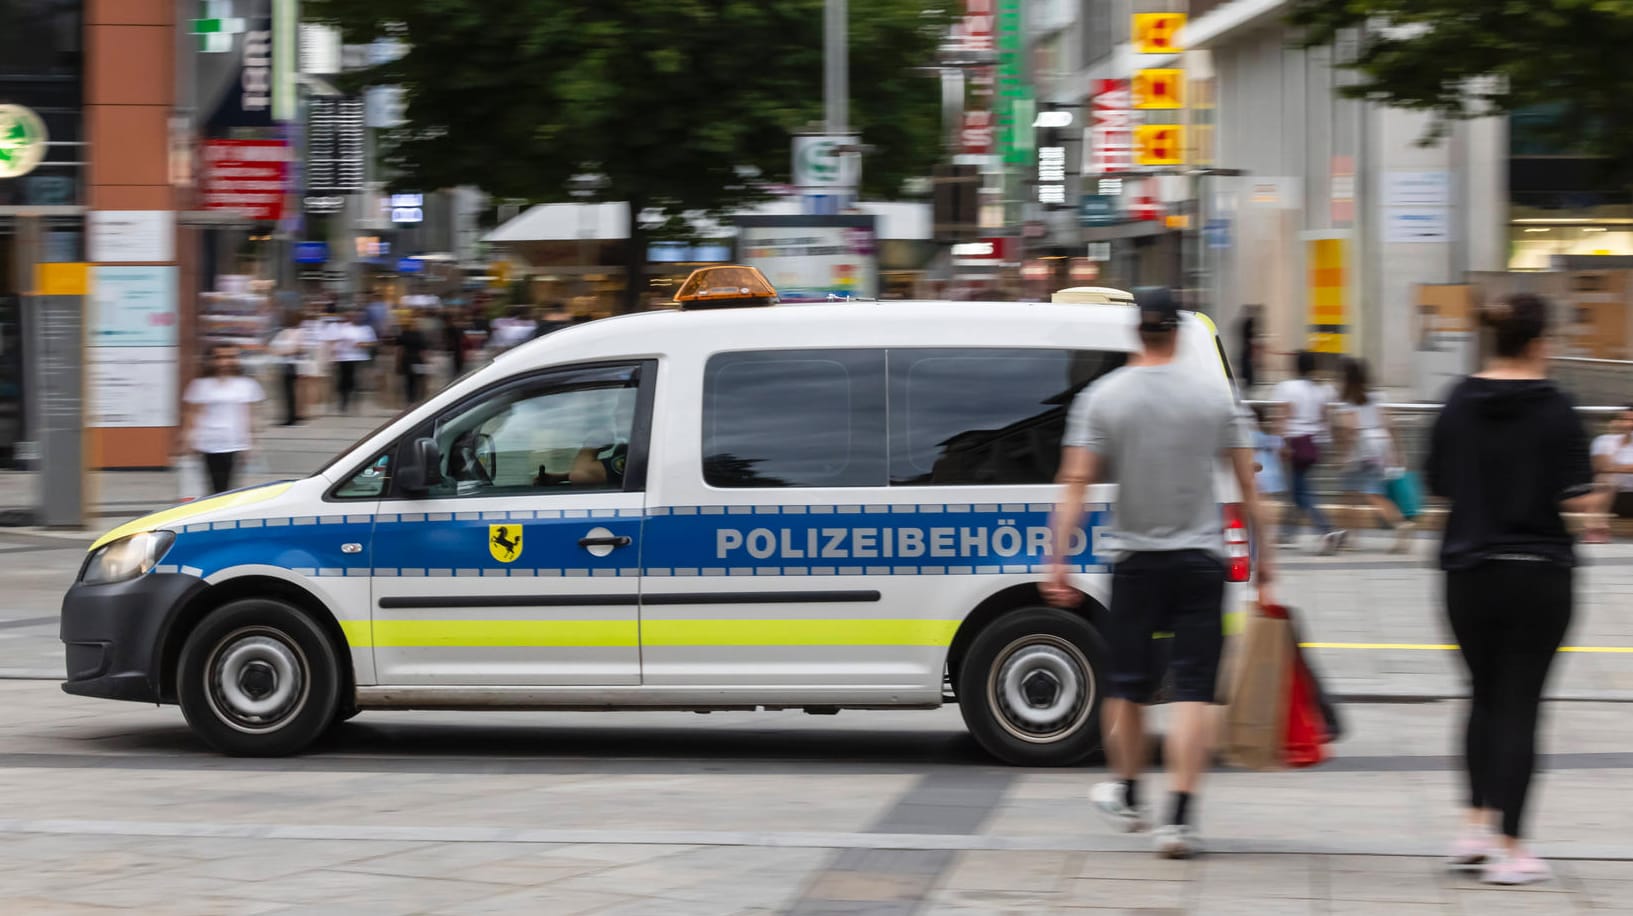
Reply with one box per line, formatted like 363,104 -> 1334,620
579,535 -> 632,548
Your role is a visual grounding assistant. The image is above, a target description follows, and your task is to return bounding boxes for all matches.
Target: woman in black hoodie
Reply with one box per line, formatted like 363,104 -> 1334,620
1427,293 -> 1596,885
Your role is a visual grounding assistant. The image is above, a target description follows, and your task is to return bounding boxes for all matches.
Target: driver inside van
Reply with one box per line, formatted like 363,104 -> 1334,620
535,433 -> 627,489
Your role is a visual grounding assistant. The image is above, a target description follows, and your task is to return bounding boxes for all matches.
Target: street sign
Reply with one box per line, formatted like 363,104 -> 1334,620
1132,69 -> 1185,110
191,0 -> 246,52
0,104 -> 49,179
792,135 -> 861,191
1132,13 -> 1186,54
294,241 -> 328,263
1134,125 -> 1185,166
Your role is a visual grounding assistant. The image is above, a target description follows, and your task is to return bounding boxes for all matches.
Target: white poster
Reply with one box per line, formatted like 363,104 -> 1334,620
88,210 -> 174,263
739,224 -> 879,302
88,346 -> 178,428
91,266 -> 178,347
1384,171 -> 1451,209
1385,207 -> 1452,244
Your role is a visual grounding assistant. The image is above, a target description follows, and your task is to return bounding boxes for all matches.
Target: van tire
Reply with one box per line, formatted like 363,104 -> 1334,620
956,607 -> 1106,766
176,598 -> 342,757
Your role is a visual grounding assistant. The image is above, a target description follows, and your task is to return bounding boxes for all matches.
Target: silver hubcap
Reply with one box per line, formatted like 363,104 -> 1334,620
988,635 -> 1094,743
205,627 -> 309,734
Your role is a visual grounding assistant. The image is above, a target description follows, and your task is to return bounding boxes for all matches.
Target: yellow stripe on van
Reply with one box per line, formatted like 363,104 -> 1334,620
90,482 -> 294,551
641,618 -> 961,648
366,620 -> 640,649
338,619 -> 372,647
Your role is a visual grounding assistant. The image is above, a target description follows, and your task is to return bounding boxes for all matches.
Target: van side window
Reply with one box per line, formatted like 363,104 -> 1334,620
703,350 -> 887,488
888,348 -> 1127,486
423,365 -> 643,499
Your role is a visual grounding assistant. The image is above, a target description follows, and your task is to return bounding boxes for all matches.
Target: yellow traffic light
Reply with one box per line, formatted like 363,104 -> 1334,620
1133,69 -> 1185,110
1132,13 -> 1186,54
1134,125 -> 1186,166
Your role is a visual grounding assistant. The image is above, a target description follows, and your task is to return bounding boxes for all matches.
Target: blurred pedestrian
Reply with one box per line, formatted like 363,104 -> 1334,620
329,310 -> 377,414
443,307 -> 470,380
1334,358 -> 1412,552
1250,405 -> 1285,546
1236,305 -> 1261,394
178,344 -> 264,495
1272,351 -> 1343,553
1045,287 -> 1273,860
398,318 -> 429,406
1585,405 -> 1633,542
267,311 -> 306,426
1428,293 -> 1597,886
299,307 -> 333,416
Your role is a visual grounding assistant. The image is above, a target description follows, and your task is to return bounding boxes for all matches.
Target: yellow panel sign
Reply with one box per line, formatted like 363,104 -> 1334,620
1133,69 -> 1185,110
1307,237 -> 1349,354
1134,125 -> 1185,166
1133,12 -> 1186,54
33,262 -> 89,296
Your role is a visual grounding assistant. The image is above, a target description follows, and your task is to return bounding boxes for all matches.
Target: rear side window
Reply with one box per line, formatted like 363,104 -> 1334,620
890,348 -> 1126,486
703,349 -> 887,488
703,347 -> 1125,489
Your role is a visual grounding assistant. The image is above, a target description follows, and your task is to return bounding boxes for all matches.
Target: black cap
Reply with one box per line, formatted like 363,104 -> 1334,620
1134,286 -> 1181,331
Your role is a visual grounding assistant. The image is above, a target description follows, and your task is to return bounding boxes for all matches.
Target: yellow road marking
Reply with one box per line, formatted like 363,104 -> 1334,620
1301,642 -> 1633,654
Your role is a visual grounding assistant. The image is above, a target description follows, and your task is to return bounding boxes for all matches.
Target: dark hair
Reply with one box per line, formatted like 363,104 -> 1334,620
1340,357 -> 1371,406
1138,326 -> 1177,350
1251,403 -> 1270,424
1295,350 -> 1317,378
1482,293 -> 1550,359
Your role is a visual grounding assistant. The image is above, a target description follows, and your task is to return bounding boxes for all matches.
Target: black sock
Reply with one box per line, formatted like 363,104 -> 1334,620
1122,779 -> 1139,810
1170,791 -> 1193,827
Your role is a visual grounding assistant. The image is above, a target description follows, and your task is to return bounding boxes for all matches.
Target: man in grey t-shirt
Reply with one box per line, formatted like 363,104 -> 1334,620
1044,287 -> 1273,860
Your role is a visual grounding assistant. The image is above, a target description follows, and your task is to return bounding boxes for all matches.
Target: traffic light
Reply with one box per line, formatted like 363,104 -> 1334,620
933,164 -> 981,242
1134,125 -> 1185,166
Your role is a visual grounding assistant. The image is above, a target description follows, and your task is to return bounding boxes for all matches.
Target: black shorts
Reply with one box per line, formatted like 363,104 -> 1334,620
1107,550 -> 1228,704
1615,490 -> 1633,519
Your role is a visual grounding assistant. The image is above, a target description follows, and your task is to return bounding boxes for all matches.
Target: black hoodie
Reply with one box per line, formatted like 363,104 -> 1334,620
1426,377 -> 1595,570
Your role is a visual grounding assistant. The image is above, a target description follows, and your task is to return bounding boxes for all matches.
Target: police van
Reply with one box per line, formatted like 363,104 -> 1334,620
60,267 -> 1250,765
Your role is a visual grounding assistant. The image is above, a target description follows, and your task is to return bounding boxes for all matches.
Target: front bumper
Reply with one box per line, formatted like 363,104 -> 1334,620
60,573 -> 206,703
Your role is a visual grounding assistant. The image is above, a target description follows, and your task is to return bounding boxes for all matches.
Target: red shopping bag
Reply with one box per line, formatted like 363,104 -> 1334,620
1284,658 -> 1329,768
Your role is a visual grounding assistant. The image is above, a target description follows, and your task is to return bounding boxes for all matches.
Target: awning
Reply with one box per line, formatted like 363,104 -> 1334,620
485,200 -> 932,244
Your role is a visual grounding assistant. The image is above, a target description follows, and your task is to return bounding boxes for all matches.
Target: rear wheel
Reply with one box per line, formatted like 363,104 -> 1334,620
177,598 -> 342,757
956,607 -> 1106,766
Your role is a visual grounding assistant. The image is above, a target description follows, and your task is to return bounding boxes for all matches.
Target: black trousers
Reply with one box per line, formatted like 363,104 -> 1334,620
336,360 -> 360,412
1446,561 -> 1573,839
402,368 -> 423,405
281,363 -> 299,425
201,451 -> 237,495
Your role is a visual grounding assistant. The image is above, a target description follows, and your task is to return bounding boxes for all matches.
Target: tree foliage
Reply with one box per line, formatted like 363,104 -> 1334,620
1289,0 -> 1633,172
307,0 -> 948,230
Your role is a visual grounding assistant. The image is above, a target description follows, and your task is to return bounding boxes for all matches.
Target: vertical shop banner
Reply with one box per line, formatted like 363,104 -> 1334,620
995,0 -> 1031,166
201,139 -> 290,221
1306,235 -> 1349,355
1086,79 -> 1133,175
960,0 -> 995,157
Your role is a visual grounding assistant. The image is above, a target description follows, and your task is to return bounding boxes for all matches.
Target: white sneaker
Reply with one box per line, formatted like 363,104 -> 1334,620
1153,824 -> 1202,859
1483,852 -> 1552,885
1446,826 -> 1497,871
1090,781 -> 1148,833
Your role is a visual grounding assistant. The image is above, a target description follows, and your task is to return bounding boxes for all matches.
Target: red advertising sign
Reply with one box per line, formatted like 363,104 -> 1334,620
959,0 -> 996,154
201,139 -> 290,222
1088,79 -> 1134,175
961,109 -> 994,156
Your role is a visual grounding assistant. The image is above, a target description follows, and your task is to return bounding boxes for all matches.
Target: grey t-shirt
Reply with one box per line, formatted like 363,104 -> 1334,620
1064,363 -> 1252,560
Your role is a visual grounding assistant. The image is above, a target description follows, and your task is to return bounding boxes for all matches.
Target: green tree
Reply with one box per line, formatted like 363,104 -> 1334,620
309,0 -> 949,310
1289,1 -> 1633,172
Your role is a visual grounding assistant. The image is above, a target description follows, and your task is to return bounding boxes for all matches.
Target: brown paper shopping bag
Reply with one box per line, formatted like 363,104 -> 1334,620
1221,605 -> 1294,770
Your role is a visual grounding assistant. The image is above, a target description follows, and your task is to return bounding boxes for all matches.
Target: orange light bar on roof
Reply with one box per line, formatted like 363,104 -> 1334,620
673,265 -> 779,308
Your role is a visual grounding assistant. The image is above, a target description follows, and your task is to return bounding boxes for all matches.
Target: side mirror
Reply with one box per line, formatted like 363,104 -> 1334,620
397,437 -> 444,493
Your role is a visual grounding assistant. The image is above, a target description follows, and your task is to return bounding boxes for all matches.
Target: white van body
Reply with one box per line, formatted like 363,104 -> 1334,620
62,298 -> 1246,764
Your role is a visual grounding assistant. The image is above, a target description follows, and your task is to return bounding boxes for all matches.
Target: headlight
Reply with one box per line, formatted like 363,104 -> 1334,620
82,531 -> 176,586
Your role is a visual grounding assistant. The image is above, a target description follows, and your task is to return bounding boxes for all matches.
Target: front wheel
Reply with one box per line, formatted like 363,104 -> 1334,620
956,607 -> 1106,766
177,598 -> 342,757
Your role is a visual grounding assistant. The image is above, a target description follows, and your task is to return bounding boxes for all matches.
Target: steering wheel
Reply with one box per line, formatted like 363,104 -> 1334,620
473,433 -> 497,484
